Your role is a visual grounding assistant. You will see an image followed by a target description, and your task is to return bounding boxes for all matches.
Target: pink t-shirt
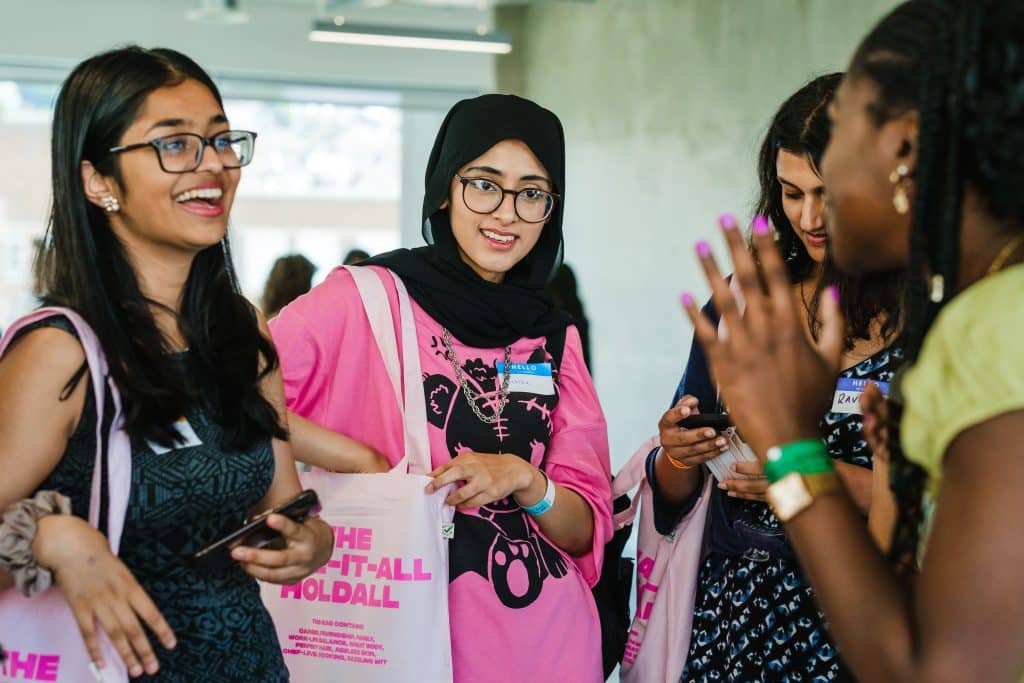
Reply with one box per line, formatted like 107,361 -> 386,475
270,266 -> 613,683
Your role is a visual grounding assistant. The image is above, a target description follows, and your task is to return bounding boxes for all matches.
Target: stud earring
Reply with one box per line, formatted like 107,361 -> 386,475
889,164 -> 911,215
101,195 -> 120,213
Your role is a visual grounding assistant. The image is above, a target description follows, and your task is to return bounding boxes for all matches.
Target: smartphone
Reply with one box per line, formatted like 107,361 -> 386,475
676,413 -> 732,431
191,489 -> 321,570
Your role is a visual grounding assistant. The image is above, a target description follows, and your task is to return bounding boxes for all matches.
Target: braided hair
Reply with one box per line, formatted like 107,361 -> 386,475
850,0 -> 1024,572
754,73 -> 904,350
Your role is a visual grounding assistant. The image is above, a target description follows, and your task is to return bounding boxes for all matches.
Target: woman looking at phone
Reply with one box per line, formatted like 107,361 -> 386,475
0,46 -> 332,681
649,74 -> 903,680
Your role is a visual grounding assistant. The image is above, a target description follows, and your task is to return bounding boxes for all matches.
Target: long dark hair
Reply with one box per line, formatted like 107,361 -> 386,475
755,73 -> 904,349
851,0 -> 1024,572
35,46 -> 285,449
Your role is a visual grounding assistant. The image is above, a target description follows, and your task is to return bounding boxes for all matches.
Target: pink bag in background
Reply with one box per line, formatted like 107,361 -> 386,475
614,276 -> 742,681
260,267 -> 455,683
613,436 -> 712,683
0,307 -> 130,683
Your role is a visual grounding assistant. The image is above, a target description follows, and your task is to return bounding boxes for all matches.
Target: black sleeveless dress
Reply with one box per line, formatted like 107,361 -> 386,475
28,316 -> 289,682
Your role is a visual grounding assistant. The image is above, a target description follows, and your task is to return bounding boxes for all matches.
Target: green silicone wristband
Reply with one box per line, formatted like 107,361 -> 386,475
764,439 -> 835,483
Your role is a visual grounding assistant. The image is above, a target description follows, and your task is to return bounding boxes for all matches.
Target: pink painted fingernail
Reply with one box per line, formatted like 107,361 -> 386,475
696,240 -> 711,257
717,483 -> 728,490
752,215 -> 770,235
718,213 -> 737,230
680,292 -> 695,307
829,285 -> 839,302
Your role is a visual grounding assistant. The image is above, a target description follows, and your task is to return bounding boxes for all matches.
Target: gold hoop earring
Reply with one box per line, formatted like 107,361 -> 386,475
889,164 -> 911,215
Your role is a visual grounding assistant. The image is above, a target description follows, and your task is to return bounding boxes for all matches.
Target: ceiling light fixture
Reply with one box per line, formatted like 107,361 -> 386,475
186,0 -> 249,24
309,21 -> 512,54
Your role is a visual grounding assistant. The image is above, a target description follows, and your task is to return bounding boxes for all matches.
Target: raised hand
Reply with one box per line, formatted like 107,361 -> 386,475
680,214 -> 845,458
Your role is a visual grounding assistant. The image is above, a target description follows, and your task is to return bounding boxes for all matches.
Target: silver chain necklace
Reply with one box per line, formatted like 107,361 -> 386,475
441,327 -> 513,424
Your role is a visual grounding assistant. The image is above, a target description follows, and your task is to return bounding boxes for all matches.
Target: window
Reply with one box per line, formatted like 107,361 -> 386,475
226,97 -> 402,301
0,80 -> 55,327
0,80 -> 403,328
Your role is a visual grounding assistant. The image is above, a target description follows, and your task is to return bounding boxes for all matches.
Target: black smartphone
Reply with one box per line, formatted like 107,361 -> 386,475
191,489 -> 321,570
676,413 -> 732,431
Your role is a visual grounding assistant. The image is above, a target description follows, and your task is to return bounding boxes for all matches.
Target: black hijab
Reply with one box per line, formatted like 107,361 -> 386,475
363,94 -> 571,349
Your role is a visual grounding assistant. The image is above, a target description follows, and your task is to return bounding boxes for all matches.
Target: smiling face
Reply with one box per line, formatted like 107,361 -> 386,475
777,149 -> 828,264
444,139 -> 552,284
86,78 -> 239,263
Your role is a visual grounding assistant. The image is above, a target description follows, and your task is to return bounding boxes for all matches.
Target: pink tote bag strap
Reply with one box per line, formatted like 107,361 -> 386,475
346,266 -> 431,476
0,306 -> 131,552
611,435 -> 661,530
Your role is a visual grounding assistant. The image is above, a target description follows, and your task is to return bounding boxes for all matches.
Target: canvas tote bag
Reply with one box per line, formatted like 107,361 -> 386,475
261,267 -> 455,682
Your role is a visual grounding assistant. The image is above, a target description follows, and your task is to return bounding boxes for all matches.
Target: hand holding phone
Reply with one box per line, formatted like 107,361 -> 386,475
191,489 -> 321,570
671,413 -> 759,481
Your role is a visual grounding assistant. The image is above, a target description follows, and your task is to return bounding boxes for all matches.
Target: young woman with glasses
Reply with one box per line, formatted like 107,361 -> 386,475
271,94 -> 613,682
0,46 -> 333,681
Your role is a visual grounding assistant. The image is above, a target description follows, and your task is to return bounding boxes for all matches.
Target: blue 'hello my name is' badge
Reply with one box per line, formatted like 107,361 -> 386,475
495,362 -> 555,395
830,377 -> 890,415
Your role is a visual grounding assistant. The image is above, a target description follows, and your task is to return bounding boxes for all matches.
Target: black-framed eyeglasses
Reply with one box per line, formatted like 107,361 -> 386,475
454,174 -> 559,224
108,130 -> 257,173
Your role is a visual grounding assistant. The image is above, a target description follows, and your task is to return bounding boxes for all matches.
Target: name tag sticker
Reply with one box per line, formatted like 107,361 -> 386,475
830,378 -> 891,415
147,416 -> 203,454
495,362 -> 555,396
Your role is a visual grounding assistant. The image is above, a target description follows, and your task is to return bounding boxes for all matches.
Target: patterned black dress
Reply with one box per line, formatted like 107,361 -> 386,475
28,317 -> 288,682
672,343 -> 901,682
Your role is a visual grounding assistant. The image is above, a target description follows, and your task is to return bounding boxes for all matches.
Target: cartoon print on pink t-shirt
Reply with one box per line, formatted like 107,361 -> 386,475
423,337 -> 569,609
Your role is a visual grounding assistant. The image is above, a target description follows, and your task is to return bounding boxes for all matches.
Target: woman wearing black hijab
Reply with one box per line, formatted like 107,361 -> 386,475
271,94 -> 613,682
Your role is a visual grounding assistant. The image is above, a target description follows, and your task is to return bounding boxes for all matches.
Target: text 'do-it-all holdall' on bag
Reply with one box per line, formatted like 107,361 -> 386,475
260,267 -> 456,683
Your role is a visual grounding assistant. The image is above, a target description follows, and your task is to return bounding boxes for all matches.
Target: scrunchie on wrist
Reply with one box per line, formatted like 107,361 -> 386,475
0,491 -> 71,597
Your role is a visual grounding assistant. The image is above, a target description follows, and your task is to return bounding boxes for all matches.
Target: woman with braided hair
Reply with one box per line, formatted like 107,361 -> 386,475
680,0 -> 1024,680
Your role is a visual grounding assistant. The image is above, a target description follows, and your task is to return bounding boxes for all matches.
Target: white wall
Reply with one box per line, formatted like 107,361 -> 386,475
496,0 -> 901,470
